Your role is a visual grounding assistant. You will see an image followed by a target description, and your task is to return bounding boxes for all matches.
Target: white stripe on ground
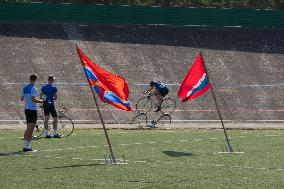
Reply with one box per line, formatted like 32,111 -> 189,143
15,152 -> 283,172
265,135 -> 282,137
119,144 -> 131,146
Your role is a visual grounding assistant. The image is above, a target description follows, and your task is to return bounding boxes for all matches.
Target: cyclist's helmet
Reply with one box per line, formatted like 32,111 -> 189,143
150,81 -> 155,86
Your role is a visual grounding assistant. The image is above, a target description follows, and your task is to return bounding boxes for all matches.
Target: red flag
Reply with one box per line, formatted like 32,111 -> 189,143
178,53 -> 211,102
76,46 -> 132,111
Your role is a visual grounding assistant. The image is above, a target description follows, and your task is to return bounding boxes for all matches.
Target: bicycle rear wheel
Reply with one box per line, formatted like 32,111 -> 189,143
130,113 -> 147,128
58,115 -> 74,137
33,115 -> 45,138
136,96 -> 153,113
161,98 -> 176,114
156,114 -> 171,127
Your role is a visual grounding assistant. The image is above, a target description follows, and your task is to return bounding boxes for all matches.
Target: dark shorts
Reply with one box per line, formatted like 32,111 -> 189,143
25,109 -> 37,124
43,103 -> 58,117
158,88 -> 169,97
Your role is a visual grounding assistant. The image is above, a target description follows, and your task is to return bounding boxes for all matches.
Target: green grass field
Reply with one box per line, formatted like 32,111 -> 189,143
0,129 -> 284,189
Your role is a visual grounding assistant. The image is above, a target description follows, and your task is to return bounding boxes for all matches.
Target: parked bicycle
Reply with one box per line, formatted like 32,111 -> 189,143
135,92 -> 176,114
33,106 -> 74,138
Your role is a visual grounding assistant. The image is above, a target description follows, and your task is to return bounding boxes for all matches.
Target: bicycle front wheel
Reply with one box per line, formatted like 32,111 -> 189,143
136,96 -> 153,113
33,115 -> 45,138
130,113 -> 147,128
161,98 -> 176,114
156,114 -> 171,127
58,115 -> 74,137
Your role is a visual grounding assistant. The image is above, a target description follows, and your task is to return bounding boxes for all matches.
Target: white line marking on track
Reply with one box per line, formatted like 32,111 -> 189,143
265,135 -> 282,137
0,137 -> 7,140
257,168 -> 267,170
88,145 -> 98,148
118,132 -> 130,134
134,161 -> 146,163
15,152 -> 283,172
214,164 -> 225,167
91,158 -> 106,161
148,142 -> 157,144
193,139 -> 203,141
163,141 -> 171,143
119,144 -> 131,146
244,166 -> 254,169
72,158 -> 82,160
134,143 -> 142,145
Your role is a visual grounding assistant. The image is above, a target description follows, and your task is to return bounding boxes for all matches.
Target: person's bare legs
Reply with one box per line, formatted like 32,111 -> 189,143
24,123 -> 35,142
153,90 -> 162,112
44,115 -> 50,136
23,123 -> 35,150
53,117 -> 59,135
52,117 -> 58,130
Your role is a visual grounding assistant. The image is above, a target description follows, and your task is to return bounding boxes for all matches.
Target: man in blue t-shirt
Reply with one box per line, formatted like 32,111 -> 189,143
40,75 -> 61,138
144,80 -> 169,112
21,74 -> 44,152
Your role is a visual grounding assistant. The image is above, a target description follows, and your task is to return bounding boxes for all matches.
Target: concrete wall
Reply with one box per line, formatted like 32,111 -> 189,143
0,22 -> 283,123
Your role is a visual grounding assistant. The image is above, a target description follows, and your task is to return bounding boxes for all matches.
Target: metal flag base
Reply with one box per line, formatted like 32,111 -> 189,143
104,154 -> 128,165
218,144 -> 244,154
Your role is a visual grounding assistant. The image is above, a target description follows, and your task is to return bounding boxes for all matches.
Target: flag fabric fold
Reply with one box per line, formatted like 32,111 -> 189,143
178,52 -> 211,102
76,46 -> 132,111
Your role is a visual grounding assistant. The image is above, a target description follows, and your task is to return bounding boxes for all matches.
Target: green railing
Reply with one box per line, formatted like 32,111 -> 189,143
0,3 -> 283,28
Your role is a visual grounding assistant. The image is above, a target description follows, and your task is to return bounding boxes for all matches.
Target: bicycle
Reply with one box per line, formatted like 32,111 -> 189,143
130,113 -> 171,128
33,106 -> 74,138
135,92 -> 176,114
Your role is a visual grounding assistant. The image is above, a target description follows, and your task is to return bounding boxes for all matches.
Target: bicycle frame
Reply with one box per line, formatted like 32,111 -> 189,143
145,93 -> 165,108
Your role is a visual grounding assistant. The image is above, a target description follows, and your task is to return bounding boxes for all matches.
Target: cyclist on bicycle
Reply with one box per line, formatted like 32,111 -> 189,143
144,80 -> 169,112
40,75 -> 62,138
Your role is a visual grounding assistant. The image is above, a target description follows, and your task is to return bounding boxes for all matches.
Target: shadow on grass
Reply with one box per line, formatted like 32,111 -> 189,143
45,163 -> 105,169
0,151 -> 24,156
117,179 -> 154,184
162,151 -> 194,157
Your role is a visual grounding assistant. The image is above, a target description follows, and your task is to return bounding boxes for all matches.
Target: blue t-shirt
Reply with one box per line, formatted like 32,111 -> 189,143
153,81 -> 168,91
41,84 -> 57,105
22,83 -> 38,110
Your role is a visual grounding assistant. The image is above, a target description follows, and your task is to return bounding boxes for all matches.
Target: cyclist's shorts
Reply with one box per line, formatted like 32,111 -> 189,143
25,109 -> 37,124
43,103 -> 58,117
158,88 -> 169,97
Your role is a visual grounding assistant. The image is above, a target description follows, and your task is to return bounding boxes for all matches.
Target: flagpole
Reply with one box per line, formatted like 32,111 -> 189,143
200,52 -> 233,152
90,86 -> 117,163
